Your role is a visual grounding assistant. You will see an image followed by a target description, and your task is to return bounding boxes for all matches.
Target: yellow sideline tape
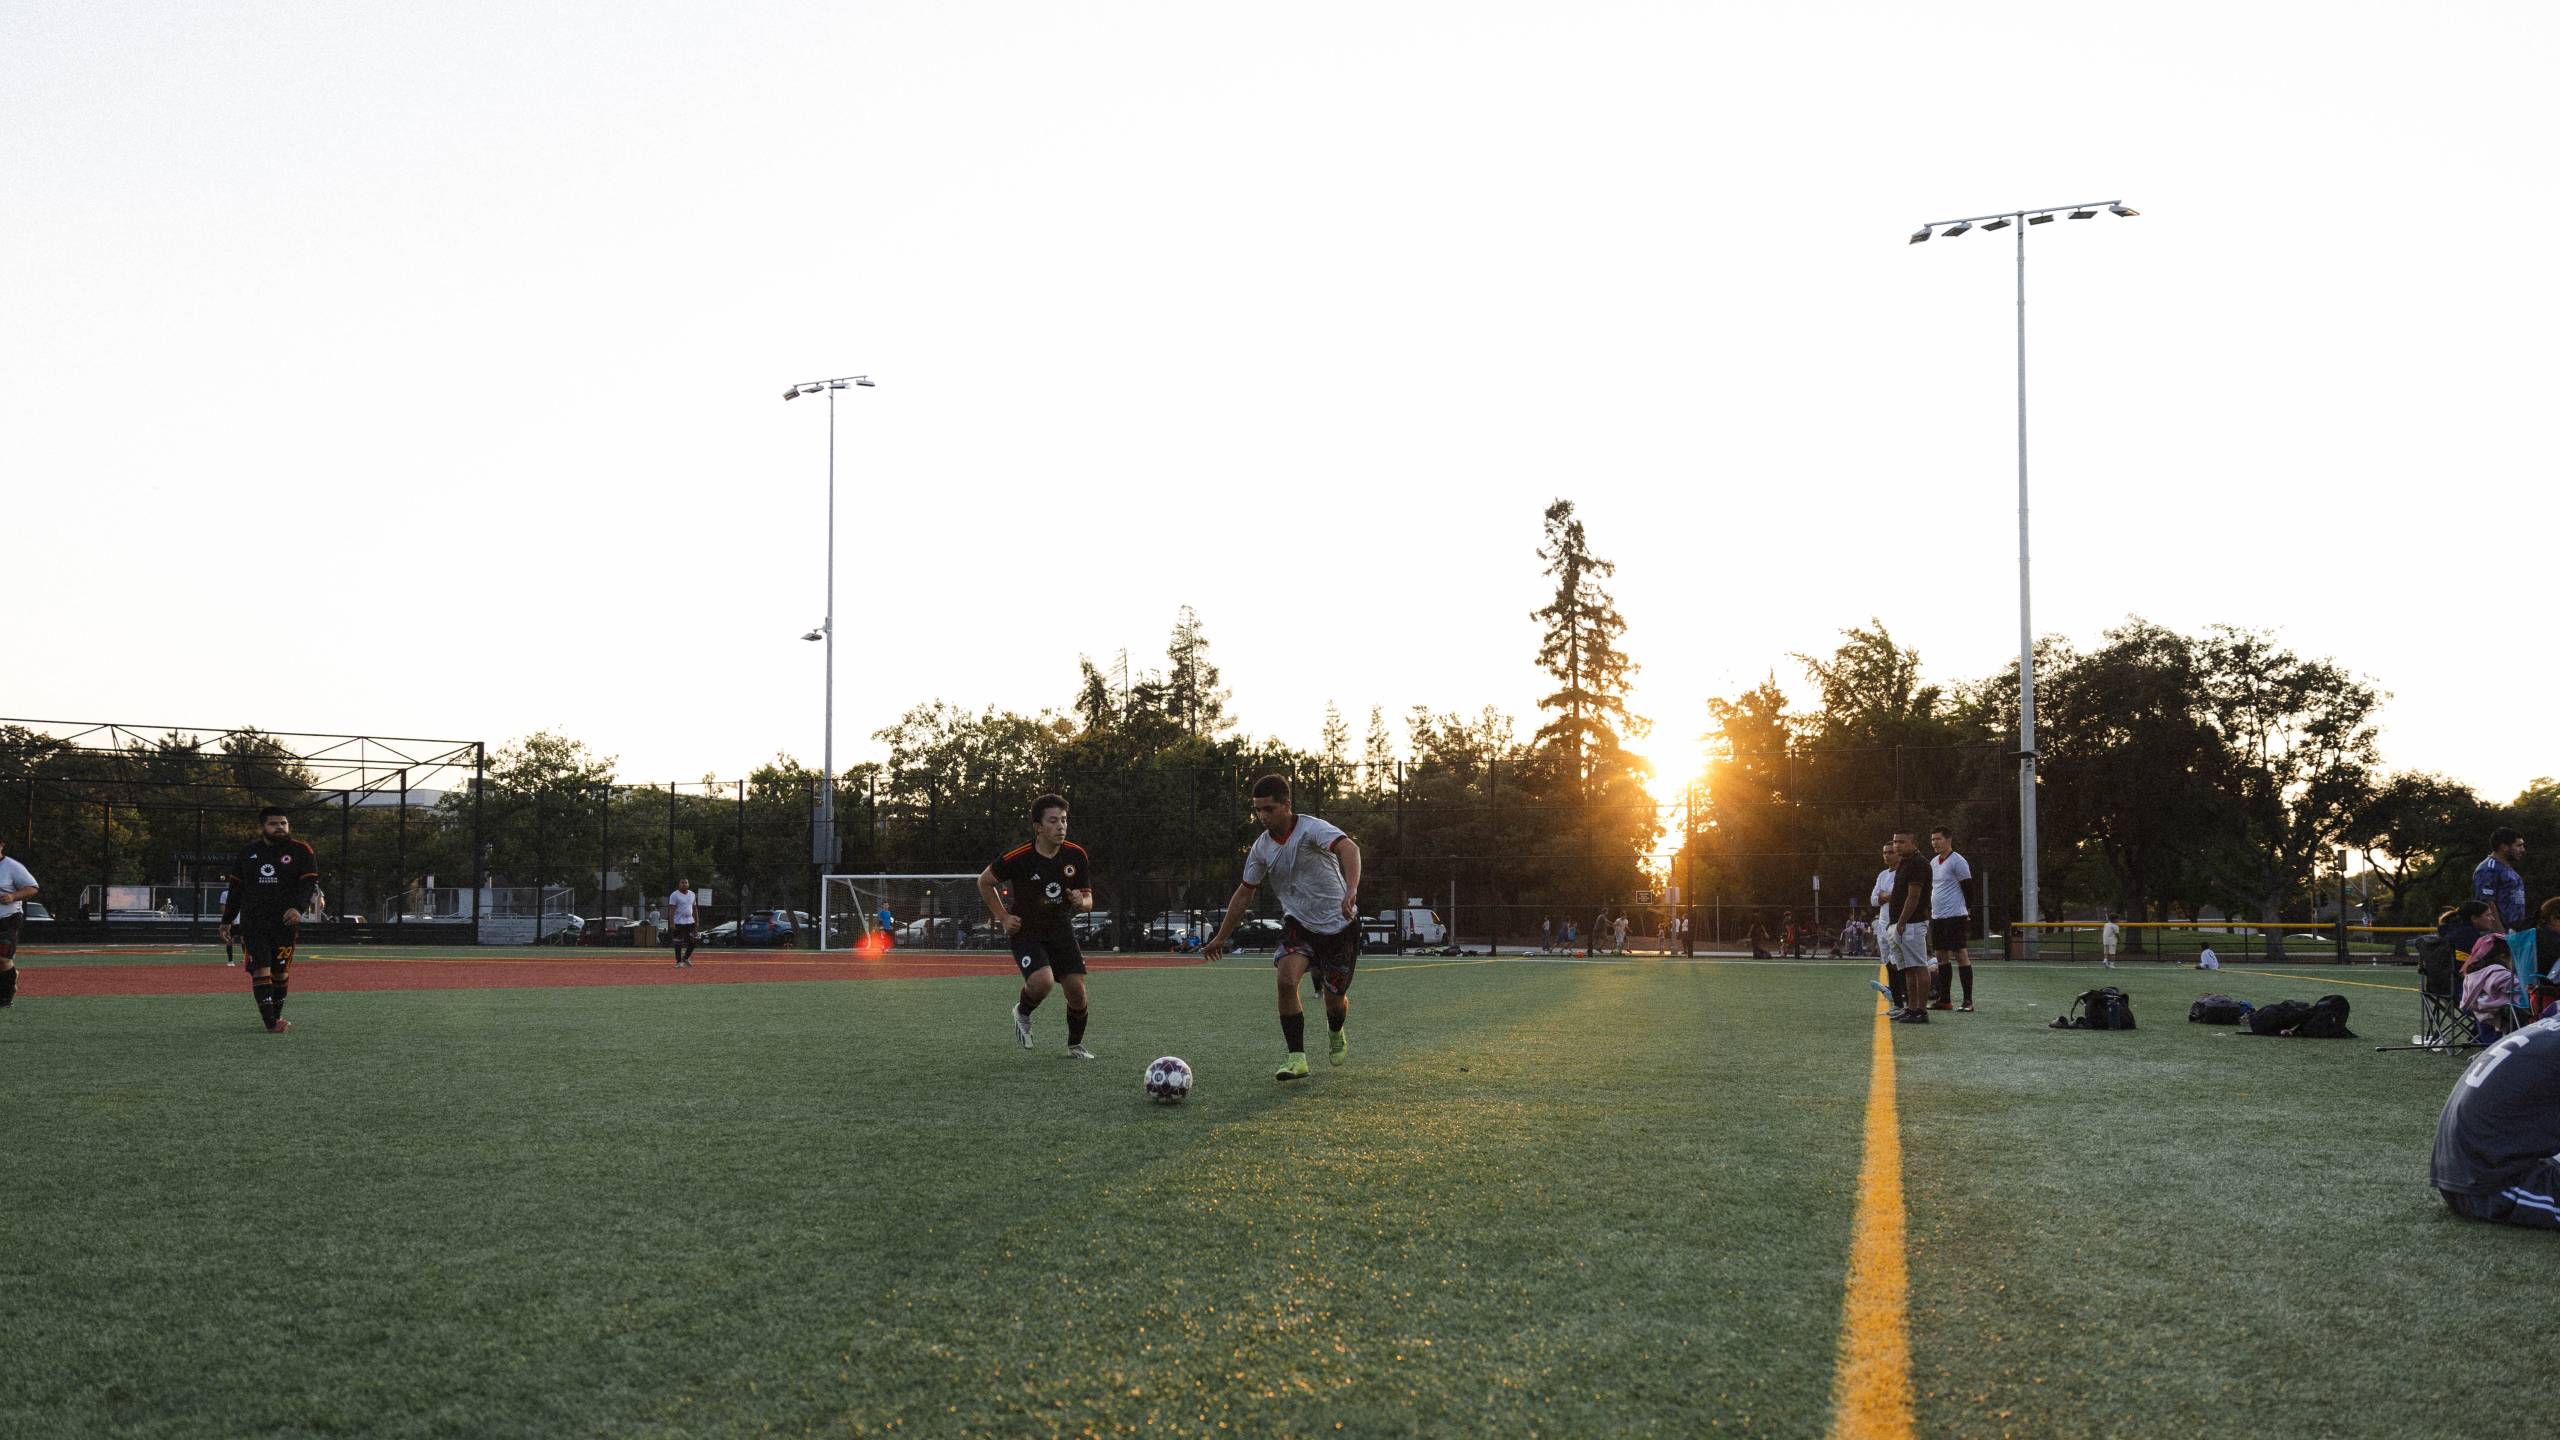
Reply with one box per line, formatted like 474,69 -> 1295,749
1825,995 -> 1914,1439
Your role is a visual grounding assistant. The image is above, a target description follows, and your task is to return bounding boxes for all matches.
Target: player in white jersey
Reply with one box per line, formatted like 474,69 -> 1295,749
665,878 -> 701,967
1927,826 -> 1975,1011
1203,775 -> 1364,1082
0,837 -> 36,1008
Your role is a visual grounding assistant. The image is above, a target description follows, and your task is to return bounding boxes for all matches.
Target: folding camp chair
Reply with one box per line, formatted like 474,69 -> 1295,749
2375,961 -> 2483,1053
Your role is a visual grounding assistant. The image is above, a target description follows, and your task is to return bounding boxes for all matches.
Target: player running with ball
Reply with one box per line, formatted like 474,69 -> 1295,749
1203,775 -> 1363,1082
979,793 -> 1099,1059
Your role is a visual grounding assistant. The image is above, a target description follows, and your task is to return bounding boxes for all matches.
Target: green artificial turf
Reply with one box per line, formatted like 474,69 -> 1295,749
4,954 -> 2541,1438
0,956 -> 1868,1438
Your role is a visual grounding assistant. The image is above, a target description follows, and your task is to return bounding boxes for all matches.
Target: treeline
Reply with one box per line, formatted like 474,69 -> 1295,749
7,500 -> 2539,942
1685,616 -> 2557,936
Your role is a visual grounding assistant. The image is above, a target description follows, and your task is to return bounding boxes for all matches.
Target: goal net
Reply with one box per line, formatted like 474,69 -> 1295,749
820,874 -> 988,954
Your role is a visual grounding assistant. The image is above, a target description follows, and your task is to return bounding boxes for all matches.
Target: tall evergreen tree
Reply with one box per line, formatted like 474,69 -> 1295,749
1165,606 -> 1231,740
1530,499 -> 1646,799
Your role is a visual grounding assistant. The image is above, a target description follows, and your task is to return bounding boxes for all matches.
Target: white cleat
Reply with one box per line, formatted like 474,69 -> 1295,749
1013,1006 -> 1034,1049
1067,1044 -> 1097,1060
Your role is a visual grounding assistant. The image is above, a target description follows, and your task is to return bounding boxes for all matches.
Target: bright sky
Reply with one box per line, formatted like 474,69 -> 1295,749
12,2 -> 2556,804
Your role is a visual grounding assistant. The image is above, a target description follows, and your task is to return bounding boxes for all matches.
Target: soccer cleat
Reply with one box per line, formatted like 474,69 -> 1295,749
1328,1029 -> 1347,1067
1276,1052 -> 1310,1081
266,1019 -> 292,1034
1928,999 -> 1953,1011
1957,1002 -> 1975,1013
1896,1009 -> 1929,1024
1012,1006 -> 1034,1049
1067,1043 -> 1097,1060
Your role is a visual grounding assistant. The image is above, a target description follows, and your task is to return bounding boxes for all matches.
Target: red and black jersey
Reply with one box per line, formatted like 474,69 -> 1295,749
221,837 -> 320,928
989,841 -> 1092,937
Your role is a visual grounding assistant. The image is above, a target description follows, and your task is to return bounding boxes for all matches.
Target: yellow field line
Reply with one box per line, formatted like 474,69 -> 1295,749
2224,968 -> 2414,993
1825,1002 -> 1913,1440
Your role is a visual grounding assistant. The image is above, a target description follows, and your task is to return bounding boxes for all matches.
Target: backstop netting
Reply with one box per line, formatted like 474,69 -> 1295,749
820,874 -> 988,953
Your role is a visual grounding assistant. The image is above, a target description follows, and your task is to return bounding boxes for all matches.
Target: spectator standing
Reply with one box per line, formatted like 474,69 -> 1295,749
2475,828 -> 2529,932
1887,831 -> 1934,1024
2100,916 -> 2120,969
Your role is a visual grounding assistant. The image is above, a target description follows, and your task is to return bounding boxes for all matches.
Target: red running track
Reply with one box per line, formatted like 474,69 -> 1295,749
21,952 -> 1208,997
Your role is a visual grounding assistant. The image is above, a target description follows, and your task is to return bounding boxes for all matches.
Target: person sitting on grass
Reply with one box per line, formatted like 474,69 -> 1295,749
2197,942 -> 2220,971
2462,935 -> 2521,1043
2434,1014 -> 2560,1231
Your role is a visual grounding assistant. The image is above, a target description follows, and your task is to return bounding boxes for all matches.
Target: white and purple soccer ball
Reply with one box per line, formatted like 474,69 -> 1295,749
1144,1055 -> 1194,1104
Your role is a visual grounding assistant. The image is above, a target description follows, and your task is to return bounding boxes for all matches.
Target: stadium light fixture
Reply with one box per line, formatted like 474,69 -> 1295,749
1905,198 -> 2138,955
781,372 -> 879,873
1908,226 -> 1932,244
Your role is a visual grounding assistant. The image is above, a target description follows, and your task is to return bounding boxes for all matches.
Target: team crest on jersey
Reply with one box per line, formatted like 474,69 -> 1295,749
1044,881 -> 1063,901
259,863 -> 277,879
1064,865 -> 1077,878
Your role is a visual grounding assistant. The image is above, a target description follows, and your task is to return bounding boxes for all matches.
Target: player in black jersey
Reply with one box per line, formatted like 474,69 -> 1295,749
977,793 -> 1098,1059
217,807 -> 318,1034
2434,1015 -> 2560,1229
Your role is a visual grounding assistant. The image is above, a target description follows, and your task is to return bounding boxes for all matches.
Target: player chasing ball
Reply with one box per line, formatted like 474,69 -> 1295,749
217,806 -> 318,1034
978,793 -> 1098,1059
1202,775 -> 1363,1082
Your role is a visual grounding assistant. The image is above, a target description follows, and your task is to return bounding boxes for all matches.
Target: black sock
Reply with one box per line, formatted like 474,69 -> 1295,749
1067,1007 -> 1088,1045
1327,1010 -> 1344,1033
1018,987 -> 1044,1015
0,965 -> 15,1005
1887,968 -> 1905,1005
251,980 -> 280,1027
1281,1012 -> 1306,1052
1959,963 -> 1974,1004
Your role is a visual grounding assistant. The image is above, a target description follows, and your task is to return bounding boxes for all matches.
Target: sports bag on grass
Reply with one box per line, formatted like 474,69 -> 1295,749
2294,994 -> 2355,1039
2050,987 -> 2136,1030
2188,993 -> 2252,1025
2247,1000 -> 2309,1035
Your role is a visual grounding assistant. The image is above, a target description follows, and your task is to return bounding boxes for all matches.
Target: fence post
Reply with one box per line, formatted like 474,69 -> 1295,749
396,767 -> 410,928
471,742 -> 485,945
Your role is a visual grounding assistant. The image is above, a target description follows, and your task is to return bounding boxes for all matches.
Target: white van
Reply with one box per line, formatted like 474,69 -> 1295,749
1369,901 -> 1446,946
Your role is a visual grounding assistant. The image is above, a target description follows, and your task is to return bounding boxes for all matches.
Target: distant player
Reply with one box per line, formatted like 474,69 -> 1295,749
2100,916 -> 2121,969
665,878 -> 700,968
978,793 -> 1097,1059
1203,775 -> 1364,1081
217,807 -> 317,1034
1869,841 -> 1903,1014
1928,826 -> 1974,1011
1887,830 -> 1933,1024
0,837 -> 37,1009
218,881 -> 238,965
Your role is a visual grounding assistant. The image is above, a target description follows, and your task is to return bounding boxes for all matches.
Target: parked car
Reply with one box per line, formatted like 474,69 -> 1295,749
1226,917 -> 1284,952
699,919 -> 743,947
21,902 -> 51,923
1070,910 -> 1115,949
895,915 -> 982,949
580,917 -> 641,946
740,910 -> 813,947
538,914 -> 588,945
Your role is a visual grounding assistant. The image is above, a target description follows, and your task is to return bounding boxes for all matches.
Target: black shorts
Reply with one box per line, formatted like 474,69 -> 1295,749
0,911 -> 19,961
1278,915 -> 1359,996
669,923 -> 698,942
2443,1157 -> 2560,1230
1928,916 -> 1969,952
239,926 -> 298,969
1012,928 -> 1086,978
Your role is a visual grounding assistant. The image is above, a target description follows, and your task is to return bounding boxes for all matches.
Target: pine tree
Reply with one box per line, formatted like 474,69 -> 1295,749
1165,606 -> 1231,740
1530,499 -> 1646,799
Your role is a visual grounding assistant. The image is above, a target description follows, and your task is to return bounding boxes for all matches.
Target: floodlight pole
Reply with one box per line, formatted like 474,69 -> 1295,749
1910,200 -> 2135,954
784,375 -> 876,878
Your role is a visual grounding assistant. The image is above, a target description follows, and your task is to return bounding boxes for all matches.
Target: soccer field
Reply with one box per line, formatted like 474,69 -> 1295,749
0,950 -> 2535,1438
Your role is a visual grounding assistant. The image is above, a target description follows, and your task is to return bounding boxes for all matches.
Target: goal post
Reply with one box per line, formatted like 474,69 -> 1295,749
819,873 -> 988,953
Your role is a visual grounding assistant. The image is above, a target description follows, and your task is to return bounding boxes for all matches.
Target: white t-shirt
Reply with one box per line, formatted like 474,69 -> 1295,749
1930,852 -> 1972,918
2198,945 -> 2220,970
0,857 -> 34,918
1242,813 -> 1352,935
2102,922 -> 2121,952
666,890 -> 697,925
1872,868 -> 1898,922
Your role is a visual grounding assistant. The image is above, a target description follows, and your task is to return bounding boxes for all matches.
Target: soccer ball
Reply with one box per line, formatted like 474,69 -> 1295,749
1144,1055 -> 1194,1104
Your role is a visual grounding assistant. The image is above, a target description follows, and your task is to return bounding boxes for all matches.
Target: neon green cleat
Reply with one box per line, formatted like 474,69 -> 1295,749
1275,1052 -> 1309,1081
1328,1029 -> 1347,1067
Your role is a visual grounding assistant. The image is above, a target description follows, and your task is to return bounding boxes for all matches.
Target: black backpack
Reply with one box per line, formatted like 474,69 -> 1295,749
2248,999 -> 2312,1036
2188,993 -> 2252,1025
2294,994 -> 2355,1039
2053,986 -> 2136,1030
2416,935 -> 2458,996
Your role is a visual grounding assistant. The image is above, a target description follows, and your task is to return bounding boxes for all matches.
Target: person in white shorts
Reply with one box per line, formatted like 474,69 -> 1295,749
1869,842 -> 1902,1009
1886,830 -> 1935,1024
2101,917 -> 2121,969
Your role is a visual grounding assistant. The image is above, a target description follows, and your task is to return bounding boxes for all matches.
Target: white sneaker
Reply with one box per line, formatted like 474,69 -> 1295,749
1066,1044 -> 1097,1060
1012,1006 -> 1033,1049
